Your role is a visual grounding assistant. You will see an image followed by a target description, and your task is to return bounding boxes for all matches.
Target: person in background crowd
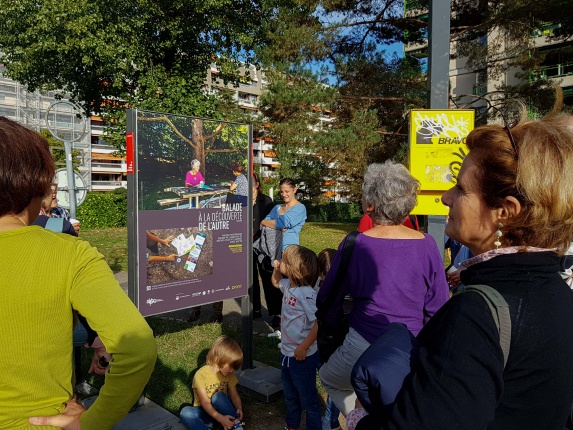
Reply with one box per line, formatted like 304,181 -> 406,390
48,183 -> 80,234
185,159 -> 205,187
317,161 -> 449,417
357,212 -> 419,233
33,183 -> 77,236
0,116 -> 156,429
252,173 -> 276,319
316,248 -> 342,430
355,99 -> 573,429
229,162 -> 248,207
261,178 -> 307,332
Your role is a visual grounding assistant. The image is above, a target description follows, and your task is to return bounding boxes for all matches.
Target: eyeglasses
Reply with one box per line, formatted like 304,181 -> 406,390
50,183 -> 58,192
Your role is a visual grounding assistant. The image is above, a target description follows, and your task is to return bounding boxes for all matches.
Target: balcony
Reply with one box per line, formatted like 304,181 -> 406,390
91,161 -> 126,173
530,22 -> 561,38
91,151 -> 126,173
91,180 -> 127,192
472,84 -> 487,96
533,62 -> 573,79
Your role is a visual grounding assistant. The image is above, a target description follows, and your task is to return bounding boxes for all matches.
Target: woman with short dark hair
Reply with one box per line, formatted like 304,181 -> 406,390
0,117 -> 157,429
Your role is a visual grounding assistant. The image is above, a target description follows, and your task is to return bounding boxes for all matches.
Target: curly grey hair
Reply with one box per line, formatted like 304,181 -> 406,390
190,159 -> 201,170
362,161 -> 420,226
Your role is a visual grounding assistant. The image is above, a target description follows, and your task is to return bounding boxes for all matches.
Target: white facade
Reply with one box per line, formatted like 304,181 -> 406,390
0,72 -> 92,189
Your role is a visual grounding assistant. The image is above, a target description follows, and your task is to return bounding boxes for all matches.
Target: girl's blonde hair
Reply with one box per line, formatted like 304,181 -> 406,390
281,245 -> 319,287
206,336 -> 243,370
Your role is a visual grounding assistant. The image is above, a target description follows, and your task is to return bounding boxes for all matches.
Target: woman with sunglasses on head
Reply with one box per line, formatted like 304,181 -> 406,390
0,117 -> 157,430
354,100 -> 573,430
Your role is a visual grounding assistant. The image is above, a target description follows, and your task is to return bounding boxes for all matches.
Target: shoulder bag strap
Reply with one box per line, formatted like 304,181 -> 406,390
455,284 -> 511,367
316,230 -> 359,318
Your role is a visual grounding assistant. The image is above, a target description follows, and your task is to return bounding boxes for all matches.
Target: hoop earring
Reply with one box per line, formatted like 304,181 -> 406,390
494,223 -> 503,249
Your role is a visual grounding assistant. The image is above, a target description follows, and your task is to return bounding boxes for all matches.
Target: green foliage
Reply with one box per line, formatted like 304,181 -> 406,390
76,190 -> 127,229
306,202 -> 363,223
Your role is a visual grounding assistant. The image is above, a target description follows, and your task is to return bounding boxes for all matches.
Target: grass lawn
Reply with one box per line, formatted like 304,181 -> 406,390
80,222 -> 356,429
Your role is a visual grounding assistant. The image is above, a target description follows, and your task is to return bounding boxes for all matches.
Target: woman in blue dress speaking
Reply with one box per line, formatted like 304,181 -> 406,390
260,178 -> 307,330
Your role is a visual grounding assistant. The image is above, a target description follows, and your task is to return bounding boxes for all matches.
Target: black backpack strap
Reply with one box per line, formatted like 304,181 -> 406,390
316,231 -> 359,318
455,284 -> 511,367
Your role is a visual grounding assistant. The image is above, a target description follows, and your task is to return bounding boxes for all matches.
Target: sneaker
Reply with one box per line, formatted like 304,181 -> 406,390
283,427 -> 299,430
267,330 -> 281,339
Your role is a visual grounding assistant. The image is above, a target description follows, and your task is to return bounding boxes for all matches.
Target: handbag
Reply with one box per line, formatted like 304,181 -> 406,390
316,230 -> 359,363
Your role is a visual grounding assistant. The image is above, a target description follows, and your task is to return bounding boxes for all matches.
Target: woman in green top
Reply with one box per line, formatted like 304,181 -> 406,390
0,117 -> 157,430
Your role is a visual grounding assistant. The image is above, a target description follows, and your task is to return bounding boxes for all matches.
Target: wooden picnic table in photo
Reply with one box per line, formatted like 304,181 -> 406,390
163,185 -> 230,208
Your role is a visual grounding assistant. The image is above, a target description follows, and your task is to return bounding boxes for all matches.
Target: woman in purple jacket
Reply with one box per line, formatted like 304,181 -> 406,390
317,161 -> 449,417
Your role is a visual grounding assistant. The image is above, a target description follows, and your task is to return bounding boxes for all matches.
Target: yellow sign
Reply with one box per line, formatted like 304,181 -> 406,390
408,109 -> 474,215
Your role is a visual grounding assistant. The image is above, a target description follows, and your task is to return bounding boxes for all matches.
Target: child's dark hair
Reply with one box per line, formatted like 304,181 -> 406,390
317,248 -> 337,278
281,245 -> 319,287
206,336 -> 243,370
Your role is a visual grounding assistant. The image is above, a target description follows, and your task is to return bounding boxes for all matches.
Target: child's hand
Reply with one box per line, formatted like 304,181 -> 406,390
294,344 -> 307,361
236,408 -> 243,421
218,415 -> 237,430
273,260 -> 280,270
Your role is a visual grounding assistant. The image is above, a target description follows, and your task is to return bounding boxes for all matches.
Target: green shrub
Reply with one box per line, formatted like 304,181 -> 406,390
306,202 -> 363,223
77,189 -> 127,229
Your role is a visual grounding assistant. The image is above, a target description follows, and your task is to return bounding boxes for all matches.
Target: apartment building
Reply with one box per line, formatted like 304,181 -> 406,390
203,63 -> 283,179
404,1 -> 573,113
0,72 -> 93,190
90,115 -> 127,191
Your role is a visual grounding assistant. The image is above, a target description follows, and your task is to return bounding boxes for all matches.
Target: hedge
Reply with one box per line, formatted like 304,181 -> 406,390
76,188 -> 127,229
305,202 -> 363,223
76,190 -> 360,229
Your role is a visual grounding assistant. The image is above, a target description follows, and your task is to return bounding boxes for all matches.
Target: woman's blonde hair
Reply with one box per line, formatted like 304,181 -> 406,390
466,94 -> 573,254
281,245 -> 319,287
206,336 -> 243,370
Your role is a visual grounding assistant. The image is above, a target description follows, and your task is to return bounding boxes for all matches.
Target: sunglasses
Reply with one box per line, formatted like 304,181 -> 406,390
504,120 -> 519,155
452,95 -> 519,155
